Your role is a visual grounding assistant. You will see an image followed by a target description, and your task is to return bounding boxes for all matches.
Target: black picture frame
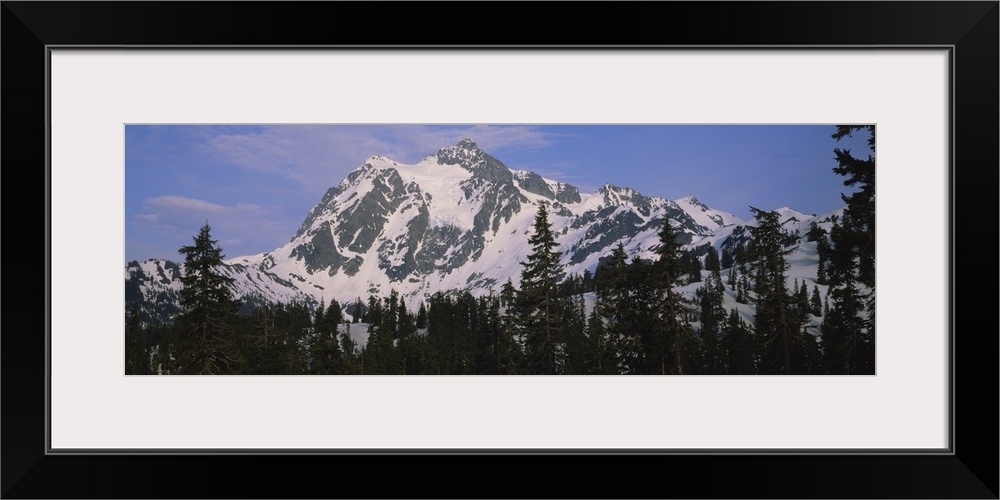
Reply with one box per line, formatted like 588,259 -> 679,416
3,2 -> 997,498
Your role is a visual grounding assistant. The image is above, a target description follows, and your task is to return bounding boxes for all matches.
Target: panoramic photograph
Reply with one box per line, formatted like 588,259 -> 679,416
125,124 -> 875,375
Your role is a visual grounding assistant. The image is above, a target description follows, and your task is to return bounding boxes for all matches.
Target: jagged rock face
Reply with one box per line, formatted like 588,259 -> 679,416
515,170 -> 555,199
128,138 -> 782,314
125,259 -> 184,325
435,138 -> 515,185
284,141 -> 532,292
553,183 -> 582,204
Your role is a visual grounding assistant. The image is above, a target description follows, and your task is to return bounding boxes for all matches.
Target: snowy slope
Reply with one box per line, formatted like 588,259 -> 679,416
127,138 -> 841,324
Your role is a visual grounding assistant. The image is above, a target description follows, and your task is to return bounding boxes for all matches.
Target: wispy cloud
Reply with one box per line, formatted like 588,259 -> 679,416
144,195 -> 228,213
132,195 -> 295,259
202,125 -> 560,193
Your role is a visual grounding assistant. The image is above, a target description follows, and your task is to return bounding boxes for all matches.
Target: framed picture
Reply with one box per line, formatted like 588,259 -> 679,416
5,2 -> 996,498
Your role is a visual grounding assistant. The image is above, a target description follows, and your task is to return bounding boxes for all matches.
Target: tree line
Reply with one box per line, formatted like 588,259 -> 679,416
126,126 -> 874,375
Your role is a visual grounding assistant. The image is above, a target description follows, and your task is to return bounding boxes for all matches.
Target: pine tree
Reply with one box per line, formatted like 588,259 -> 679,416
473,294 -> 517,374
499,278 -> 526,372
585,303 -> 619,374
340,323 -> 362,374
795,279 -> 810,319
831,125 -> 876,287
595,243 -> 633,373
806,221 -> 826,243
704,245 -> 721,273
581,268 -> 595,292
747,208 -> 794,374
362,320 -> 400,374
560,294 -> 588,374
327,299 -> 344,325
697,270 -> 726,373
415,301 -> 428,329
625,255 -> 660,373
720,309 -> 756,374
720,246 -> 734,270
243,304 -> 293,374
174,223 -> 243,374
652,217 -> 694,375
364,295 -> 382,326
518,202 -> 564,374
686,251 -> 703,283
810,285 -> 823,316
352,297 -> 363,323
150,324 -> 176,375
397,315 -> 436,375
310,299 -> 346,374
823,125 -> 876,374
125,301 -> 151,375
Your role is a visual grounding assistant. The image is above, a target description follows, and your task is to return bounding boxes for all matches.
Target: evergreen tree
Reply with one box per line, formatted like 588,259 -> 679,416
696,270 -> 726,373
243,304 -> 295,374
720,309 -> 756,374
736,273 -> 751,304
823,125 -> 876,374
581,269 -> 595,292
427,292 -> 475,374
652,217 -> 694,375
310,299 -> 346,374
584,303 -> 618,374
396,298 -> 413,338
623,256 -> 660,373
595,243 -> 634,373
747,209 -> 822,374
810,285 -> 823,316
125,301 -> 151,375
364,294 -> 383,326
720,246 -> 734,270
174,223 -> 243,374
816,235 -> 830,285
806,221 -> 827,242
362,318 -> 400,375
560,294 -> 588,374
150,324 -> 176,375
397,325 -> 436,375
340,323 -> 362,374
499,278 -> 525,373
831,125 -> 876,287
704,245 -> 721,273
794,279 -> 810,319
518,202 -> 564,374
474,294 -> 516,374
352,297 -> 363,323
277,300 -> 313,369
415,301 -> 428,329
382,290 -> 400,337
686,251 -> 703,283
747,208 -> 794,374
327,299 -> 344,325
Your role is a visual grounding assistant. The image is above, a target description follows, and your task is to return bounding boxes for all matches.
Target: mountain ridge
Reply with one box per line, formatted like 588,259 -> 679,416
126,139 -> 835,325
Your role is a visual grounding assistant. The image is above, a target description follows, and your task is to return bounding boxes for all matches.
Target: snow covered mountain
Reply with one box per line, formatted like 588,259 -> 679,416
126,138 -> 836,324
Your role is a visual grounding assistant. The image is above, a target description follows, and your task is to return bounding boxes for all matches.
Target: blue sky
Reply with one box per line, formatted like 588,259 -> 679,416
125,124 -> 870,263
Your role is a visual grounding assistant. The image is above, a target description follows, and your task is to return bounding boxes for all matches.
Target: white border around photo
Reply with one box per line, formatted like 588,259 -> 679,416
49,50 -> 949,450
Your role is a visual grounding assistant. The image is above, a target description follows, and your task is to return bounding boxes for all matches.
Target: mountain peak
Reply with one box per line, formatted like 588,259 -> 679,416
432,138 -> 486,164
437,137 -> 483,156
430,138 -> 514,185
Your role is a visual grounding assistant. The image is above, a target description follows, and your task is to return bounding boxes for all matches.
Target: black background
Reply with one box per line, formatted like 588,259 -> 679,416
3,2 -> 997,498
